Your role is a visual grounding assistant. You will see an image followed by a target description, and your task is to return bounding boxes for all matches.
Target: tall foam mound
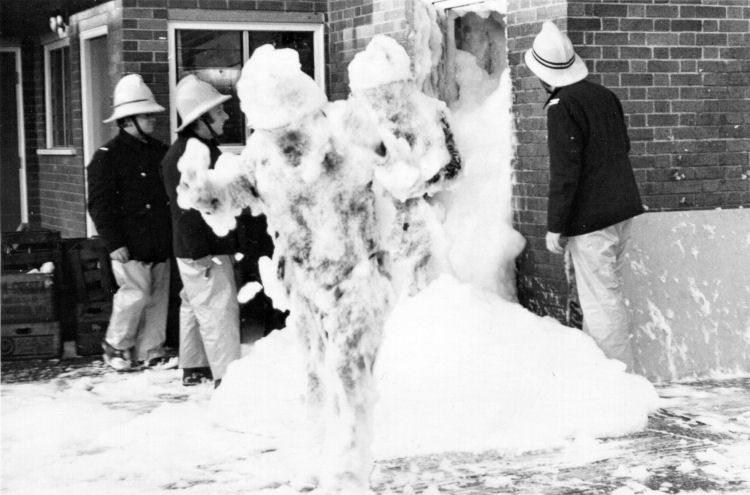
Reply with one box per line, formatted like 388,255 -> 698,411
373,275 -> 660,457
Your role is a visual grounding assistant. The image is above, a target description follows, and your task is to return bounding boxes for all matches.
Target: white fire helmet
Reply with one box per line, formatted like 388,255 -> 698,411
524,21 -> 588,88
103,74 -> 165,123
175,74 -> 231,132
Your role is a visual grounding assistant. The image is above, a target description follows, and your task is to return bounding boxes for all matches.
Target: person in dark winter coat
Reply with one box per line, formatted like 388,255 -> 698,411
161,74 -> 240,388
525,22 -> 644,372
87,74 -> 175,372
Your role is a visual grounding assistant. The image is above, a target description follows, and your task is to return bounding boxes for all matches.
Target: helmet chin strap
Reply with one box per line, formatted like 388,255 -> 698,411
201,115 -> 222,142
130,116 -> 152,143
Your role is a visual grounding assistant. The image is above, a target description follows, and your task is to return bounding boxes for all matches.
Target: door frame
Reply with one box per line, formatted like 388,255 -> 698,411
0,44 -> 29,225
79,25 -> 108,236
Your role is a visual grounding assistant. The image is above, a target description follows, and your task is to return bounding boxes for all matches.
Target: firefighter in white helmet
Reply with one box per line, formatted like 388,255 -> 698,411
88,74 -> 176,371
524,22 -> 644,372
161,74 -> 240,388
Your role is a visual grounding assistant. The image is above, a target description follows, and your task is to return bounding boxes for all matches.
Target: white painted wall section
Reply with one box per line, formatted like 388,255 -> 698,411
623,209 -> 750,381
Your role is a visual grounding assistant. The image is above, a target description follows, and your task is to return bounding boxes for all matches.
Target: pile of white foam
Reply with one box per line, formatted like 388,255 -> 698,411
214,274 -> 659,460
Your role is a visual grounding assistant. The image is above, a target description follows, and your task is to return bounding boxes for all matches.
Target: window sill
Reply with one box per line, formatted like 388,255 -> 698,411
37,148 -> 77,156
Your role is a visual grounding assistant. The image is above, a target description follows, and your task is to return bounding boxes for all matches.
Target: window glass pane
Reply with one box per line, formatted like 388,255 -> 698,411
247,31 -> 315,79
174,29 -> 318,141
50,46 -> 72,147
176,30 -> 244,144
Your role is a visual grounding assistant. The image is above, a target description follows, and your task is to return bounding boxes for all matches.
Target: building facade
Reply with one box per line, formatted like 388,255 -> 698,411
1,0 -> 748,378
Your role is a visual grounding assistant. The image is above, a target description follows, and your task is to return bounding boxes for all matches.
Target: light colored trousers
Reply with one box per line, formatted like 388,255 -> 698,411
176,255 -> 240,380
567,218 -> 635,371
108,260 -> 170,361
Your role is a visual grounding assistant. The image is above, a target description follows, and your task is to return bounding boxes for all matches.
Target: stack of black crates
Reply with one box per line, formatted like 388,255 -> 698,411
1,231 -> 64,360
65,238 -> 116,356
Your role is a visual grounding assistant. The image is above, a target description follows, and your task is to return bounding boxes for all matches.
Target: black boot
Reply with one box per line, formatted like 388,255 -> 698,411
182,367 -> 213,386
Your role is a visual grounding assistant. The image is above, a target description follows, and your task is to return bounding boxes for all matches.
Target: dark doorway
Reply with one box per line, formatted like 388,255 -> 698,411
1,49 -> 24,231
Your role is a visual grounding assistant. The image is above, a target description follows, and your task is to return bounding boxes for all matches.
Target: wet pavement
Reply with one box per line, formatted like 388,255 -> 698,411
2,358 -> 749,494
375,411 -> 746,494
373,377 -> 750,494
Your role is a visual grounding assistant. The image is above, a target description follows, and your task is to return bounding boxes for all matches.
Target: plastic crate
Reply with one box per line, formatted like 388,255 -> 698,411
1,272 -> 58,323
1,321 -> 62,360
75,302 -> 112,356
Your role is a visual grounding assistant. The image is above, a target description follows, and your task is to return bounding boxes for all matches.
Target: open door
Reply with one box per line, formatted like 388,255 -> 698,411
0,46 -> 28,231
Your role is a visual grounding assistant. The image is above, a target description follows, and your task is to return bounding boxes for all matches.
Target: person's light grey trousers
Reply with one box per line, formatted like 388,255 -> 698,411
567,218 -> 635,372
107,259 -> 170,361
176,255 -> 240,380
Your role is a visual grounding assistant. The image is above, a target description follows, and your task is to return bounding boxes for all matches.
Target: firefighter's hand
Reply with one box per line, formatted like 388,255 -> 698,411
110,246 -> 130,263
545,232 -> 565,255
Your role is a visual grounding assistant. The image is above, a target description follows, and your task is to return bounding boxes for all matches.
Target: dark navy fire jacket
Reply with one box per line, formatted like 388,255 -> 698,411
160,131 -> 238,260
546,79 -> 644,236
87,130 -> 172,263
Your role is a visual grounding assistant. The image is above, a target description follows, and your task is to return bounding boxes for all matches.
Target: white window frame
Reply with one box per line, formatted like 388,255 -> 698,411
43,37 -> 74,152
167,20 -> 325,151
80,24 -> 109,237
80,25 -> 109,168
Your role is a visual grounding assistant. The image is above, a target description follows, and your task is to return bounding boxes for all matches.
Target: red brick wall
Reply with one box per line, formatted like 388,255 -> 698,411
120,0 -> 169,142
507,0 -> 569,320
569,1 -> 750,210
509,0 -> 750,320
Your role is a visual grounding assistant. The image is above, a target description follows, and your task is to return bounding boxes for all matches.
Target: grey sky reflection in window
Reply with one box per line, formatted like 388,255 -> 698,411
176,30 -> 244,143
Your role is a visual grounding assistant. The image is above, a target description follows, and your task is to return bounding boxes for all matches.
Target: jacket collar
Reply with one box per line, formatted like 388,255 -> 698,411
179,128 -> 220,149
543,86 -> 561,109
118,128 -> 161,150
